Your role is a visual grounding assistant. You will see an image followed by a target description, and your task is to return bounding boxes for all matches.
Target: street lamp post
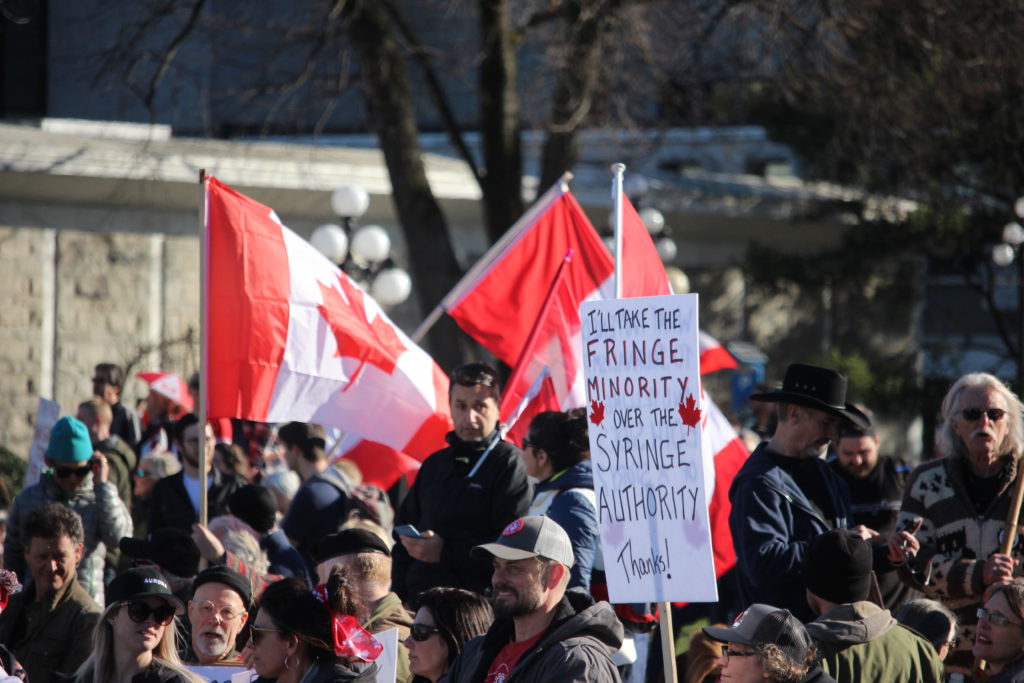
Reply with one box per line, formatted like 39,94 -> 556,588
310,185 -> 412,308
992,196 -> 1024,391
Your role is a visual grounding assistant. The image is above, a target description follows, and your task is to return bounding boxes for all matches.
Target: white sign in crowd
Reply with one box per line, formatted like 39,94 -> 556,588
581,294 -> 718,604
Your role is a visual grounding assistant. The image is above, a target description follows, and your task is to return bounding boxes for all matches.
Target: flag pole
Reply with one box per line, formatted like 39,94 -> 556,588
612,162 -> 677,683
411,171 -> 574,343
611,163 -> 625,299
198,170 -> 209,529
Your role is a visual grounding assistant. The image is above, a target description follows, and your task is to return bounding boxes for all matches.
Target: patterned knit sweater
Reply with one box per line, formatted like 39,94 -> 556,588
896,455 -> 1023,675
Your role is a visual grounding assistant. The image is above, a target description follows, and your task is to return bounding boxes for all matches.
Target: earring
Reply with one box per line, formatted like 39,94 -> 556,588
284,654 -> 297,671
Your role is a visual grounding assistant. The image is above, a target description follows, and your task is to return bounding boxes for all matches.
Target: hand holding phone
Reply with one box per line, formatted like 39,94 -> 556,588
395,524 -> 422,538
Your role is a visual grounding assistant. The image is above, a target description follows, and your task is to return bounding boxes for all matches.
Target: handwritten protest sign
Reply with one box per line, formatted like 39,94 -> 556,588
26,398 -> 60,486
581,294 -> 717,604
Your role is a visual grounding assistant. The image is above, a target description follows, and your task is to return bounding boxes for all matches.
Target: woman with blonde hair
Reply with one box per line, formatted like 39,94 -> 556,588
71,566 -> 202,683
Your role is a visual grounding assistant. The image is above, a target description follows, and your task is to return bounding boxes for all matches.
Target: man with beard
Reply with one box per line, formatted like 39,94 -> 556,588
443,516 -> 622,683
185,565 -> 251,666
148,414 -> 246,534
729,363 -> 870,622
391,362 -> 531,600
896,372 -> 1024,676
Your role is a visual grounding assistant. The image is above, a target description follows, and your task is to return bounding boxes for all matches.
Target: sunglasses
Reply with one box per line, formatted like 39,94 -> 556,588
410,623 -> 441,642
125,601 -> 176,626
721,647 -> 757,664
249,625 -> 283,646
961,408 -> 1006,422
54,464 -> 91,479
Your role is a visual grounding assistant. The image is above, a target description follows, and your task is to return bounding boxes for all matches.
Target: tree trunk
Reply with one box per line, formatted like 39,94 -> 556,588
478,0 -> 525,244
349,0 -> 467,370
539,0 -> 621,191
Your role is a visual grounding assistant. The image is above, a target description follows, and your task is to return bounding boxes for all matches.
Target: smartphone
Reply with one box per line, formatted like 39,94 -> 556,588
395,524 -> 422,538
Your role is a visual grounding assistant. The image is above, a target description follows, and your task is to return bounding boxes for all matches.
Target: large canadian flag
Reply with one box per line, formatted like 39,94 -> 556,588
205,177 -> 452,461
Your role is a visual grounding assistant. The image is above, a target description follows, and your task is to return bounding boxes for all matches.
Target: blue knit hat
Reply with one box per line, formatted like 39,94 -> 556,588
46,417 -> 93,463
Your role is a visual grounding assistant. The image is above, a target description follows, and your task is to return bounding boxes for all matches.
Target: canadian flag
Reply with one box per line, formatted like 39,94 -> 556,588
446,182 -> 746,575
205,177 -> 452,460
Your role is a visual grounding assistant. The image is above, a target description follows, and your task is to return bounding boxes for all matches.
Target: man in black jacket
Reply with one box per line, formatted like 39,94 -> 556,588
148,414 -> 245,534
391,362 -> 531,600
442,516 -> 622,683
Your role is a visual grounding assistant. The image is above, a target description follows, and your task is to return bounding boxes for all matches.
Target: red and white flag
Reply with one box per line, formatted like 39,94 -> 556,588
447,188 -> 668,412
700,392 -> 749,578
205,177 -> 451,460
699,331 -> 738,374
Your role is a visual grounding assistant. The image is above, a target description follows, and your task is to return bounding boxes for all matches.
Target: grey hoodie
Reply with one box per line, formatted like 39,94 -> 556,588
806,601 -> 945,683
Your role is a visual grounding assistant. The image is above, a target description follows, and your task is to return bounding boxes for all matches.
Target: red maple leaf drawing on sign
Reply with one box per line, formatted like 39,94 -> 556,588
590,399 -> 605,427
317,274 -> 406,379
678,393 -> 702,428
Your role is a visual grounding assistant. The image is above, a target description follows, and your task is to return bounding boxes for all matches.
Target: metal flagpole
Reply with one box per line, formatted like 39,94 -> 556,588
611,164 -> 625,299
410,171 -> 574,343
198,170 -> 209,529
611,162 -> 677,683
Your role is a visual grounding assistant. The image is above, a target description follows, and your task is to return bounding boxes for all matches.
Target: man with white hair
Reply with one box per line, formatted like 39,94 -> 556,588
897,372 -> 1024,676
443,516 -> 622,683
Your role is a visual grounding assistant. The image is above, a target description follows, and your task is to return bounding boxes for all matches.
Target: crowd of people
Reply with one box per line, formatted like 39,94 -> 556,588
0,357 -> 1022,683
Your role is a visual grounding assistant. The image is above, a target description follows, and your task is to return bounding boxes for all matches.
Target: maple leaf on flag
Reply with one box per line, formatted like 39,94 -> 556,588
317,273 -> 406,377
678,393 -> 702,428
590,399 -> 606,427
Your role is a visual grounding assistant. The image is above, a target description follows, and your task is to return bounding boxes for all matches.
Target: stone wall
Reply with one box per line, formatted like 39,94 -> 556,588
0,222 -> 200,459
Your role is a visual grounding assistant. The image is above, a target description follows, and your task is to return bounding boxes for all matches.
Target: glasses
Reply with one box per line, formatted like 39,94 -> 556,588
91,376 -> 111,385
961,408 -> 1006,423
54,464 -> 91,479
978,607 -> 1022,627
135,468 -> 154,478
250,625 -> 284,646
722,647 -> 757,664
192,600 -> 245,622
125,601 -> 176,626
410,623 -> 441,642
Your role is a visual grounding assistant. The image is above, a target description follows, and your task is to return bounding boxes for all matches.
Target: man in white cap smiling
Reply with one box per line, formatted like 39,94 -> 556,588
443,515 -> 621,683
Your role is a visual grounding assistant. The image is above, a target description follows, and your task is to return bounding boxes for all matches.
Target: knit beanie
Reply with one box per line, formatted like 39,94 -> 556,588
46,416 -> 94,463
803,529 -> 873,604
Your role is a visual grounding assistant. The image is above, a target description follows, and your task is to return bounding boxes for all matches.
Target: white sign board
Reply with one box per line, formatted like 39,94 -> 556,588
373,627 -> 399,683
26,398 -> 61,486
187,664 -> 248,682
581,294 -> 717,604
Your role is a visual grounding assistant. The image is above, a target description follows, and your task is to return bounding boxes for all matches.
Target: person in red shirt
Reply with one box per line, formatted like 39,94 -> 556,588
442,516 -> 622,683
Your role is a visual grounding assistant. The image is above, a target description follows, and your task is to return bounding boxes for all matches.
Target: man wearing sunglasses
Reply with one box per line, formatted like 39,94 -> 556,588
895,372 -> 1024,677
4,416 -> 133,605
0,503 -> 101,683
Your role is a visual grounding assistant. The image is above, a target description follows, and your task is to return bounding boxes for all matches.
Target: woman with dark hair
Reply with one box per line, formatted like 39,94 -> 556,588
522,410 -> 599,590
71,567 -> 202,683
973,580 -> 1024,681
248,569 -> 380,682
402,586 -> 493,683
895,598 -> 959,661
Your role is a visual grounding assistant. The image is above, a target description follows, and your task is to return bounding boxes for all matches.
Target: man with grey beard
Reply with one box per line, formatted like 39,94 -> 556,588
729,363 -> 870,622
442,516 -> 621,683
186,565 -> 251,666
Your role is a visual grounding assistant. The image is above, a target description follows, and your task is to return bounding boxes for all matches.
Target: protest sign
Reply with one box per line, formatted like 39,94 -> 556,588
26,398 -> 60,486
187,664 -> 248,682
582,294 -> 717,604
374,627 -> 399,683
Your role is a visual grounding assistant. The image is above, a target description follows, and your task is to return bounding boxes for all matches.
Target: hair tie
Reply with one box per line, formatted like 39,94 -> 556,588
312,584 -> 383,661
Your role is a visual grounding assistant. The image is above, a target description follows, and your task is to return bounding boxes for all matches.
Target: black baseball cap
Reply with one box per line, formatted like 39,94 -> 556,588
120,528 -> 202,579
191,565 -> 252,609
313,528 -> 391,564
106,566 -> 184,613
703,604 -> 813,665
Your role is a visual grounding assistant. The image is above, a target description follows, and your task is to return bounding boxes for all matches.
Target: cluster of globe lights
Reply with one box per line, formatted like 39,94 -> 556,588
310,185 -> 412,308
992,197 -> 1024,268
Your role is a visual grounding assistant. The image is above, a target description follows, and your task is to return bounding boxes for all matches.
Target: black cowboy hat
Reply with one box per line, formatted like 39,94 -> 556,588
749,363 -> 869,429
